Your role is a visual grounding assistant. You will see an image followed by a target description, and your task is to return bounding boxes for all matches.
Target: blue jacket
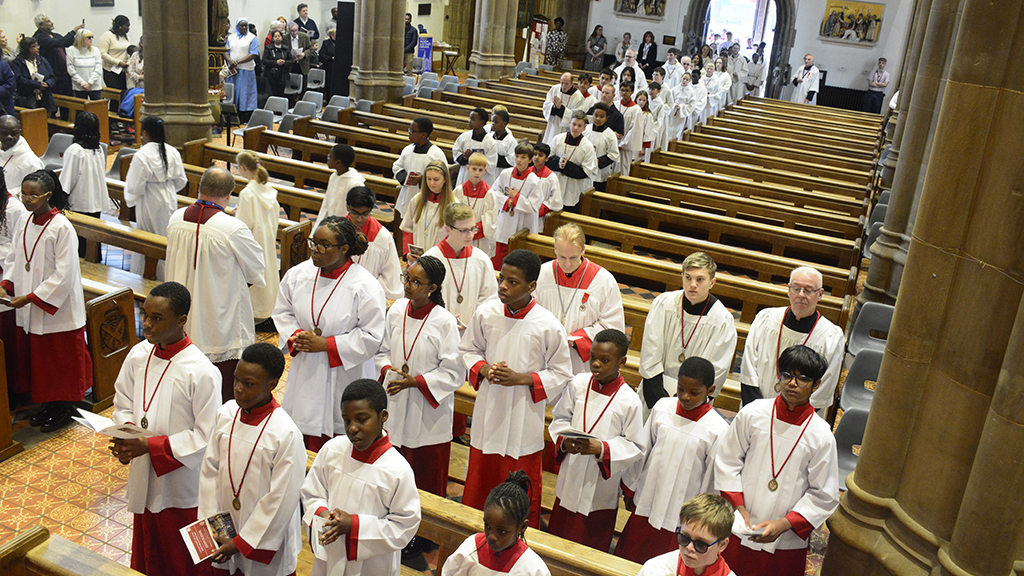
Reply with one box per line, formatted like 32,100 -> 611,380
0,60 -> 15,115
10,56 -> 56,114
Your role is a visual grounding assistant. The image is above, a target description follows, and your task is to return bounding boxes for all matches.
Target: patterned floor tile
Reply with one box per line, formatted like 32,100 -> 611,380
51,480 -> 89,502
108,526 -> 133,552
46,501 -> 87,524
0,478 -> 28,499
81,492 -> 125,518
0,455 -> 31,476
111,507 -> 133,526
67,509 -> 106,532
48,459 -> 92,482
85,518 -> 128,542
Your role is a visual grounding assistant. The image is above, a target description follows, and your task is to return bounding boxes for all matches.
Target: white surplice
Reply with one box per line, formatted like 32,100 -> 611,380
638,551 -> 735,576
124,142 -> 187,278
528,165 -> 562,233
422,240 -> 498,329
541,85 -> 586,145
458,180 -> 499,257
453,130 -> 499,186
352,218 -> 403,300
400,196 -> 448,251
376,299 -> 464,448
492,168 -> 541,244
314,167 -> 366,230
489,129 -> 518,174
235,180 -> 281,319
301,434 -> 421,576
392,142 -> 447,216
547,133 -> 597,208
790,65 -> 820,104
0,137 -> 43,194
198,400 -> 306,576
441,533 -> 551,576
272,260 -> 386,438
583,124 -> 620,184
59,143 -> 113,214
0,196 -> 28,268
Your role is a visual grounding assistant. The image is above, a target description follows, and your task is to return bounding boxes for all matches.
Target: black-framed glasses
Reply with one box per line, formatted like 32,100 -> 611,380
307,239 -> 339,253
400,273 -> 426,288
452,224 -> 479,235
675,528 -> 721,554
780,371 -> 815,387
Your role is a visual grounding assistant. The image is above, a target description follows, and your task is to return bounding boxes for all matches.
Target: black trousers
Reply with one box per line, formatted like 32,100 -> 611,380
862,90 -> 885,114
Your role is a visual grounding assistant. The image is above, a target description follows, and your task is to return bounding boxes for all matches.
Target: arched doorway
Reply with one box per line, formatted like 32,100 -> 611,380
683,0 -> 795,98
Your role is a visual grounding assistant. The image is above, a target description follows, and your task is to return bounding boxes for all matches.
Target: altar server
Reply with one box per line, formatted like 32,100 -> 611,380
422,203 -> 498,327
233,151 -> 280,324
790,54 -> 820,105
345,186 -> 403,300
392,117 -> 448,222
541,72 -> 585,145
457,153 -> 498,257
583,103 -> 620,192
547,111 -> 597,209
314,143 -> 365,230
491,144 -> 541,269
453,107 -> 499,186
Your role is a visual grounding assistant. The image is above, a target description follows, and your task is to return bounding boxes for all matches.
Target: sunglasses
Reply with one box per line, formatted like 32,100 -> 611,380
675,528 -> 722,554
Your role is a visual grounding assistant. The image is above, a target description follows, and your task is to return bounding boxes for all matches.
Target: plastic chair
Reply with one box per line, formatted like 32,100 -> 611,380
416,85 -> 435,99
232,109 -> 274,144
291,100 -> 317,118
513,62 -> 530,76
39,134 -> 74,171
306,68 -> 326,91
866,203 -> 888,233
105,147 -> 137,181
222,81 -> 235,104
877,190 -> 891,204
412,57 -> 424,73
275,113 -> 301,134
863,222 -> 883,260
404,76 -> 415,86
403,84 -> 414,97
263,96 -> 290,122
440,74 -> 459,87
839,349 -> 883,414
847,302 -> 894,358
835,407 -> 870,491
283,73 -> 303,100
294,91 -> 323,112
320,105 -> 341,124
443,83 -> 459,94
420,72 -> 438,84
538,64 -> 554,72
355,99 -> 374,113
464,78 -> 479,87
438,77 -> 457,92
328,95 -> 350,109
419,79 -> 439,90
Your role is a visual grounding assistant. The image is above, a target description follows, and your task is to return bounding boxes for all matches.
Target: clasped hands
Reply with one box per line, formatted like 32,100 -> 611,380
289,330 -> 328,353
480,361 -> 531,387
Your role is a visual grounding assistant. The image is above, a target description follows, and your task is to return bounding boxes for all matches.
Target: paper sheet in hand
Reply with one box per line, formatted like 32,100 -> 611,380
74,409 -> 156,439
310,514 -> 329,560
732,510 -> 760,536
558,427 -> 598,440
180,511 -> 238,564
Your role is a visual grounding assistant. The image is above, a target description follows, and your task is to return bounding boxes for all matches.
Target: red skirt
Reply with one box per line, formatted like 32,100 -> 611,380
13,326 -> 92,403
133,507 -> 212,576
0,309 -> 29,396
547,499 -> 617,552
396,442 -> 451,497
614,513 -> 678,564
463,447 -> 543,529
214,359 -> 239,404
722,536 -> 807,576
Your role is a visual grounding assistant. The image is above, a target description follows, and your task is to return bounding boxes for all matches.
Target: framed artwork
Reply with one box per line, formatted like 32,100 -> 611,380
615,0 -> 667,21
820,1 -> 884,45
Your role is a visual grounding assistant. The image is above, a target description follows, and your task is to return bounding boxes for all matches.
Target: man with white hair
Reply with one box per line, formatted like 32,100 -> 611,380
612,50 -> 648,92
739,266 -> 845,414
541,72 -> 585,145
727,44 -> 749,105
0,116 -> 44,195
790,53 -> 820,104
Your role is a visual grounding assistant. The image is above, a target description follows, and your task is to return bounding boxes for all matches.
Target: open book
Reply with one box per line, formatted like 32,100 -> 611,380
557,427 -> 598,441
73,409 -> 156,440
180,511 -> 238,564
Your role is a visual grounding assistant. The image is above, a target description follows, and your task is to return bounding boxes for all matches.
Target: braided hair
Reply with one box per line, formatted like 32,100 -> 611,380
318,216 -> 368,258
413,255 -> 446,308
22,170 -> 70,211
484,470 -> 532,539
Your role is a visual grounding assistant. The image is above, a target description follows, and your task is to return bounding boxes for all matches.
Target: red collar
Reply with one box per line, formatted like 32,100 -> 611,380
511,167 -> 530,181
438,239 -> 471,259
240,398 -> 280,425
504,297 -> 537,319
407,300 -> 436,320
359,217 -> 383,242
554,258 -> 599,288
591,375 -> 626,396
320,259 -> 353,279
533,165 -> 553,178
676,400 -> 714,421
184,200 -> 225,224
31,207 -> 60,226
774,395 -> 814,425
473,533 -> 530,572
678,553 -> 731,576
427,192 -> 442,204
620,99 -> 636,107
154,335 -> 193,361
462,179 -> 490,199
351,433 -> 393,464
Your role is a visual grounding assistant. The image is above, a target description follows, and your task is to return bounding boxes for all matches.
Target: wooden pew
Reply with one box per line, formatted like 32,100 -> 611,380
14,107 -> 49,156
458,85 -> 546,108
102,87 -> 143,147
375,101 -> 546,143
82,287 -> 137,412
68,212 -> 167,280
80,260 -> 160,303
290,115 -> 457,162
239,126 -> 400,178
427,91 -> 545,120
480,78 -> 550,99
553,209 -> 858,298
0,341 -> 24,462
731,99 -> 885,134
185,139 -> 340,190
338,106 -> 468,143
706,116 -> 877,157
605,173 -> 865,240
682,130 -> 876,174
720,108 -> 882,145
694,123 -> 877,164
0,526 -> 144,576
51,94 -> 110,145
743,95 -> 884,123
664,140 -> 873,186
402,96 -> 548,131
649,149 -> 870,199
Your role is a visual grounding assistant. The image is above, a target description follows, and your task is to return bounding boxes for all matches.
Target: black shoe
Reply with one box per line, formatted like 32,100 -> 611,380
29,404 -> 56,427
40,404 -> 74,433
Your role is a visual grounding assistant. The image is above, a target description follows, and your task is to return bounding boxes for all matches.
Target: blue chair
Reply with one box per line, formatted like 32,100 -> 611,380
291,100 -> 317,118
328,95 -> 350,109
838,349 -> 883,413
355,99 -> 374,113
232,109 -> 274,146
263,96 -> 290,123
320,105 -> 342,124
105,147 -> 137,181
863,222 -> 884,261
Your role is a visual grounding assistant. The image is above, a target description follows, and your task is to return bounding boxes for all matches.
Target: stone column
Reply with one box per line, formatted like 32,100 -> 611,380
349,0 -> 405,102
561,0 -> 590,67
858,0 -> 958,305
141,0 -> 215,146
469,0 -> 518,79
821,0 -> 1024,572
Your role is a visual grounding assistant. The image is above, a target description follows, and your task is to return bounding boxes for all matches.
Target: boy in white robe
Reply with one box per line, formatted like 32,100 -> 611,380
615,81 -> 643,177
491,144 -> 542,269
640,252 -> 737,409
529,143 -> 563,232
616,357 -> 729,564
346,186 -> 403,300
166,168 -> 266,402
739,266 -> 845,415
546,112 -> 597,210
665,74 -> 697,145
453,107 -> 499,186
691,73 -> 709,127
458,249 -> 573,528
376,255 -> 464,497
636,494 -> 736,576
548,329 -> 644,552
199,343 -> 306,576
583,103 -> 620,192
110,281 -> 221,576
392,117 -> 448,248
314,143 -> 366,230
489,109 -> 518,175
575,73 -> 597,119
302,379 -> 421,576
661,50 -> 685,90
0,116 -> 44,195
715,345 -> 840,576
457,153 -> 498,257
541,72 -> 586,145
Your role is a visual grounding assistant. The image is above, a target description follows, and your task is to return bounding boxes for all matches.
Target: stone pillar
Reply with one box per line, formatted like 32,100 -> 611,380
469,0 -> 518,79
350,0 -> 405,102
821,0 -> 1024,572
141,0 -> 215,146
561,0 -> 590,67
858,0 -> 958,306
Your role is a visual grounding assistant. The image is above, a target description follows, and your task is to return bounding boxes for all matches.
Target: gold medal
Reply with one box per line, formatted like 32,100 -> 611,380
457,294 -> 464,304
140,415 -> 149,429
768,478 -> 778,492
313,327 -> 322,336
232,497 -> 241,510
580,304 -> 586,312
25,263 -> 30,272
402,364 -> 410,374
678,353 -> 686,363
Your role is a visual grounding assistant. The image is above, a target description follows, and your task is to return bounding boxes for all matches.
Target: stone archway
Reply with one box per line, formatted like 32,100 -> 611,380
682,0 -> 796,98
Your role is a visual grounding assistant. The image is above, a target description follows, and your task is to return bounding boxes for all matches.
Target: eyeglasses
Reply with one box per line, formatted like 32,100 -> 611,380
780,371 -> 816,387
347,208 -> 373,219
675,528 -> 721,554
452,225 -> 478,236
19,191 -> 50,200
307,239 -> 339,253
788,284 -> 821,296
400,273 -> 427,288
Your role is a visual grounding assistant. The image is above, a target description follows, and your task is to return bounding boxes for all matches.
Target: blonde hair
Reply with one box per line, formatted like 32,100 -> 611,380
679,493 -> 734,541
491,104 -> 508,115
552,223 -> 586,250
412,160 -> 456,223
444,203 -> 475,227
235,150 -> 269,184
73,29 -> 93,52
682,252 -> 717,279
468,152 -> 489,168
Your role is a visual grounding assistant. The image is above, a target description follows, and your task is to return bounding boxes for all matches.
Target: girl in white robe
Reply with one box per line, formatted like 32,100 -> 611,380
712,58 -> 733,112
124,116 -> 187,279
634,91 -> 657,163
376,256 -> 464,497
59,111 -> 112,225
441,471 -> 551,576
234,151 -> 281,321
272,217 -> 386,449
401,160 -> 458,256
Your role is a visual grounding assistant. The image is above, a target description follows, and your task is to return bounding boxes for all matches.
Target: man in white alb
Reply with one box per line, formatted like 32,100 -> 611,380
790,54 -> 820,104
541,72 -> 585,145
0,116 -> 44,194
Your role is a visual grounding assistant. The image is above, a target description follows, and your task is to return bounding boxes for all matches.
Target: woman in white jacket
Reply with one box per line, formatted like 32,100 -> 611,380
233,150 -> 281,325
66,29 -> 104,100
